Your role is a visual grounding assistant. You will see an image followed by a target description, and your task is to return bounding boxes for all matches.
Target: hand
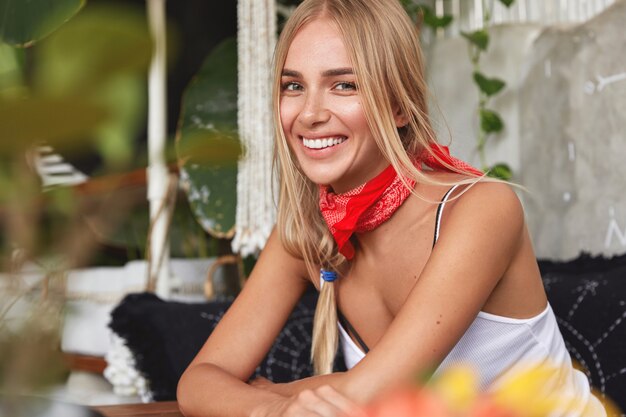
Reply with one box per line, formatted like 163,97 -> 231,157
251,385 -> 366,417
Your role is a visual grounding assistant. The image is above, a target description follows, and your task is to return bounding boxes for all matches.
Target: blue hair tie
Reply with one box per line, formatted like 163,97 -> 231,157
320,269 -> 337,282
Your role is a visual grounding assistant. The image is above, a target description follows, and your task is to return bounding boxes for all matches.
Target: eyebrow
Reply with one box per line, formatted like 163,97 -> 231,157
281,67 -> 354,77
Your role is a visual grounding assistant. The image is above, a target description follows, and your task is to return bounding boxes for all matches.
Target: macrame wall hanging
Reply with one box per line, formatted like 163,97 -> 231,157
232,0 -> 278,257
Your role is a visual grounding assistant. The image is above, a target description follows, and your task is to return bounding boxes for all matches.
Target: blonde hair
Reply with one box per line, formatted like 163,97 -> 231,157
272,0 -> 482,375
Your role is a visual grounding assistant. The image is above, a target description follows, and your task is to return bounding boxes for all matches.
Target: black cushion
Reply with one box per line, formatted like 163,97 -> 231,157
110,253 -> 625,408
538,253 -> 626,411
109,290 -> 321,401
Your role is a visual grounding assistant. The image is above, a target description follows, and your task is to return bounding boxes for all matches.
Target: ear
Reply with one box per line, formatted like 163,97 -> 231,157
392,106 -> 408,128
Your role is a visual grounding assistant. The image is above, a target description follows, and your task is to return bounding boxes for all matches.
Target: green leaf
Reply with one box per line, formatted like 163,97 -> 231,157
0,0 -> 85,47
177,38 -> 240,239
461,30 -> 489,51
0,96 -> 108,154
178,132 -> 241,167
0,42 -> 26,97
33,3 -> 152,170
499,0 -> 515,7
480,109 -> 504,133
92,75 -> 146,170
423,14 -> 453,29
487,163 -> 513,180
473,72 -> 506,96
33,4 -> 151,95
419,6 -> 453,28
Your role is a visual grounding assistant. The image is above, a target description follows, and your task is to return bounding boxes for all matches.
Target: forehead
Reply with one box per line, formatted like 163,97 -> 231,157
283,18 -> 351,70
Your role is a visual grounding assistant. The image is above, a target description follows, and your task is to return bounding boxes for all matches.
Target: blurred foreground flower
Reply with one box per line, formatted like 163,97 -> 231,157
361,364 -> 619,417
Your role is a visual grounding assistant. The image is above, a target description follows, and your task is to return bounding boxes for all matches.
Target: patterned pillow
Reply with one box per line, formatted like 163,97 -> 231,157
539,253 -> 626,411
108,290 -> 320,401
109,253 -> 625,408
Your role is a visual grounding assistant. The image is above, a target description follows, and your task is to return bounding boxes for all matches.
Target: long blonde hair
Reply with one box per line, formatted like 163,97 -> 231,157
272,0 -> 481,375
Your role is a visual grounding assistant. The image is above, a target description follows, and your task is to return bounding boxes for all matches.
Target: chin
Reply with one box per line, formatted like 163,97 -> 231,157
301,170 -> 338,186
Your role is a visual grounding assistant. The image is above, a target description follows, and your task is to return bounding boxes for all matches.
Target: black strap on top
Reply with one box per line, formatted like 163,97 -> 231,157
337,185 -> 460,354
432,184 -> 460,248
337,309 -> 370,353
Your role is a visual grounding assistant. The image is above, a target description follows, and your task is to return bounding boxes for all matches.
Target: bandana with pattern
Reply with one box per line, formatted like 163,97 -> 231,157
319,145 -> 482,260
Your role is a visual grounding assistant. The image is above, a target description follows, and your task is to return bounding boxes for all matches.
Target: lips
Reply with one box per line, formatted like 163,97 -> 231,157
301,136 -> 347,150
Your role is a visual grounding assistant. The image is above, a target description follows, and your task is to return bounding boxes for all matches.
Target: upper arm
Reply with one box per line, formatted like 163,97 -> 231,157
344,182 -> 525,400
186,228 -> 311,381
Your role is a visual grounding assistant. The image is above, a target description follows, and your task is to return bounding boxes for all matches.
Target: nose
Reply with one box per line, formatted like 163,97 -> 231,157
298,91 -> 331,127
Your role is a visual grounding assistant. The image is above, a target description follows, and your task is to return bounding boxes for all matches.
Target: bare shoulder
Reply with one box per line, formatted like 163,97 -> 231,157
422,171 -> 523,224
454,180 -> 523,219
443,180 -> 525,246
250,228 -> 311,285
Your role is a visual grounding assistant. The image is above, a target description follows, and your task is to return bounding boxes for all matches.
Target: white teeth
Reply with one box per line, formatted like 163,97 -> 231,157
302,136 -> 346,149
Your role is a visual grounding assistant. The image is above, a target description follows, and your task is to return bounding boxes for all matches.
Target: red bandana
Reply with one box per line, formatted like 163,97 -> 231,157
319,145 -> 482,260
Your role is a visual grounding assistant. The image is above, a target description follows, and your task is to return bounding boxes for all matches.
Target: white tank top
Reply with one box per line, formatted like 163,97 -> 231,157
333,185 -> 606,416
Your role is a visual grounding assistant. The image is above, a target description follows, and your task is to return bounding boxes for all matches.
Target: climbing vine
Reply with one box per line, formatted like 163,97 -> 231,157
403,0 -> 516,180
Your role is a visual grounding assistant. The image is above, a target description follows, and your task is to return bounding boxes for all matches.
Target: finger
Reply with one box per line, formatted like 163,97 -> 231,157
341,406 -> 369,417
284,403 -> 326,417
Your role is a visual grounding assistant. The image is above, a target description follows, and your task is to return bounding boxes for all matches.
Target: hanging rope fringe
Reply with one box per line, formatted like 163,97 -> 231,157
232,0 -> 278,257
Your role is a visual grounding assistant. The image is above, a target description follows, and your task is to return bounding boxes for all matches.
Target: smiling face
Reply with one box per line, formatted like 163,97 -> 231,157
279,18 -> 390,193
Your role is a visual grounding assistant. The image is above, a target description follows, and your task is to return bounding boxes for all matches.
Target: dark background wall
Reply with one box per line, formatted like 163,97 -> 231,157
163,1 -> 237,137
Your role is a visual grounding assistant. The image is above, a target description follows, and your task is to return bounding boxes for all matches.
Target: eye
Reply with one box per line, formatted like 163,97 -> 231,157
281,81 -> 303,92
334,82 -> 357,91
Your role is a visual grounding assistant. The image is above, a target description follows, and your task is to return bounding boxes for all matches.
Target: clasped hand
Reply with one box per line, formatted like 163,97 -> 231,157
250,378 -> 366,417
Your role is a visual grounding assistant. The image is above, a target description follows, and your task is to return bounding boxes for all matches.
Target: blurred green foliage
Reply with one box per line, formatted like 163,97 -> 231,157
0,0 -> 85,47
177,37 -> 241,239
31,3 -> 152,171
0,1 -> 151,171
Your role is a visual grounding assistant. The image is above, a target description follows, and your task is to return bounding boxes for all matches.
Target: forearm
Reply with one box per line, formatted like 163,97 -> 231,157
266,367 -> 408,405
177,363 -> 286,417
256,372 -> 348,397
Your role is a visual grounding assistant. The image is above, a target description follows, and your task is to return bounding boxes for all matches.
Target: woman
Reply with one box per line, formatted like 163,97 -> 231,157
177,0 -> 604,416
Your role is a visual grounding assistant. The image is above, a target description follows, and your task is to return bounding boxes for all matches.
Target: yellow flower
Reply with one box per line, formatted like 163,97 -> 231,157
430,365 -> 479,413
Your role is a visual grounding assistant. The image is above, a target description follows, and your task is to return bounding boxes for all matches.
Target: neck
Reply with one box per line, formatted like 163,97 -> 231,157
353,183 -> 418,255
328,162 -> 390,195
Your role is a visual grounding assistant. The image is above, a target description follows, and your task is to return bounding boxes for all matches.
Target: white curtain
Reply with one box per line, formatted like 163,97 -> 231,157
232,0 -> 278,257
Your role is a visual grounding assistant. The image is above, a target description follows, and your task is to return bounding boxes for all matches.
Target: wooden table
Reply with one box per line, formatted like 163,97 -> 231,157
93,401 -> 183,417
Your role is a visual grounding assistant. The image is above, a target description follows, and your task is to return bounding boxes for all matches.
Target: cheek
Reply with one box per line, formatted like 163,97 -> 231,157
279,101 -> 300,156
337,100 -> 370,133
279,99 -> 298,134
